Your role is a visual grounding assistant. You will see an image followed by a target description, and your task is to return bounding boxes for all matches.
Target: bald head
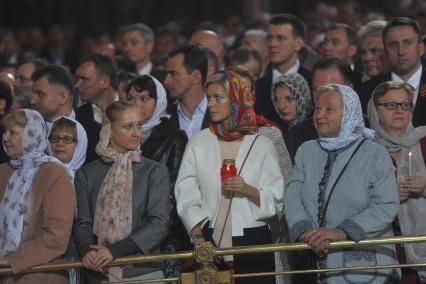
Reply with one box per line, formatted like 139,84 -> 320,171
189,30 -> 225,67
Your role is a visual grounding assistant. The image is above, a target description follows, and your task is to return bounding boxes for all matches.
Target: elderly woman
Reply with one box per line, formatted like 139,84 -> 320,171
368,81 -> 426,283
74,101 -> 170,283
0,109 -> 75,283
285,84 -> 400,284
272,73 -> 316,161
126,74 -> 188,278
175,70 -> 284,284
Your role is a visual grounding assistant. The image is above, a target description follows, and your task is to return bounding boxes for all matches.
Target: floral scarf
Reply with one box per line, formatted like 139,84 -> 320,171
93,122 -> 141,245
209,70 -> 258,140
272,73 -> 313,127
0,109 -> 62,257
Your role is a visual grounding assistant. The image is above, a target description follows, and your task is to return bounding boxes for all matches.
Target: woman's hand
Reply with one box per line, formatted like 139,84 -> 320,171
0,258 -> 9,266
90,245 -> 113,271
82,249 -> 99,271
300,228 -> 347,256
222,176 -> 260,206
398,186 -> 411,202
404,176 -> 425,196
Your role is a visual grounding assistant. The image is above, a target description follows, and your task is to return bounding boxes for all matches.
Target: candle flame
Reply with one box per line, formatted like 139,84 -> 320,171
409,151 -> 412,158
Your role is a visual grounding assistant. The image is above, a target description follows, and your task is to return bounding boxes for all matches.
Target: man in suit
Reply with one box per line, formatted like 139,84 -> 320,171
322,23 -> 363,90
357,20 -> 389,80
189,30 -> 225,70
120,23 -> 164,80
357,17 -> 426,126
164,45 -> 209,139
31,64 -> 75,126
255,13 -> 311,122
74,52 -> 118,163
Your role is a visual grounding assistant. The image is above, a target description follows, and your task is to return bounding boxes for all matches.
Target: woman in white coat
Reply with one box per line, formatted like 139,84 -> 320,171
175,70 -> 284,284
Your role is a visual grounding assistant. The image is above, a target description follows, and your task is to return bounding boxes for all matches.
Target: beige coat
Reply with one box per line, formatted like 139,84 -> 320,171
0,162 -> 75,284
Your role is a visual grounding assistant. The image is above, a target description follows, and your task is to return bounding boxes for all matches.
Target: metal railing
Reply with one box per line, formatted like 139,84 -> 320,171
1,234 -> 426,283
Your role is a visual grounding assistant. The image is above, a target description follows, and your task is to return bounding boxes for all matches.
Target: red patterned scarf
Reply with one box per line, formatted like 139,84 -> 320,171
209,70 -> 258,140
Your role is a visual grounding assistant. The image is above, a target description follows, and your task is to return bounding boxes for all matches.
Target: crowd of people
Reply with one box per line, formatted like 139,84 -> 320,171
0,2 -> 426,283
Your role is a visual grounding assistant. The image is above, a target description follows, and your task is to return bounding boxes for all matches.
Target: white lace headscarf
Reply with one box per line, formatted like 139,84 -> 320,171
0,109 -> 62,257
317,84 -> 374,151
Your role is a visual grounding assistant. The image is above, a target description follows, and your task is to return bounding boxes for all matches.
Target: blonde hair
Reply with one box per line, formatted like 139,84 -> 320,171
204,72 -> 230,95
372,81 -> 413,105
1,110 -> 27,129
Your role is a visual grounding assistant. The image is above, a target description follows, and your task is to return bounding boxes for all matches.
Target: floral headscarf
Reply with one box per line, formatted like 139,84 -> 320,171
272,73 -> 313,126
0,109 -> 62,257
209,70 -> 258,140
317,84 -> 374,151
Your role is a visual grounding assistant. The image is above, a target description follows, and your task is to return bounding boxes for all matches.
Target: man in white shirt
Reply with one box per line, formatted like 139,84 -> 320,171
164,45 -> 209,139
357,17 -> 426,126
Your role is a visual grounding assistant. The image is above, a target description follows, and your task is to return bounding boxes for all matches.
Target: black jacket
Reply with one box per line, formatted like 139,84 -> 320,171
255,64 -> 311,123
142,119 -> 190,249
142,118 -> 187,192
75,103 -> 101,164
356,66 -> 426,127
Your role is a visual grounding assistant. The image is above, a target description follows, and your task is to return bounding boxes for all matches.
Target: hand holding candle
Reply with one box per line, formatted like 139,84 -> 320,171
221,159 -> 237,198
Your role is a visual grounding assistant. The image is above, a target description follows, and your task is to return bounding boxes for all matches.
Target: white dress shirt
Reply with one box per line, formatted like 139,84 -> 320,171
177,96 -> 208,139
391,65 -> 422,104
272,60 -> 301,81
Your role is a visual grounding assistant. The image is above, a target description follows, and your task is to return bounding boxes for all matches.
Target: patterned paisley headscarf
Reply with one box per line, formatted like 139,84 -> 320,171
0,109 -> 62,257
209,70 -> 258,140
93,121 -> 141,245
272,73 -> 313,126
317,84 -> 374,151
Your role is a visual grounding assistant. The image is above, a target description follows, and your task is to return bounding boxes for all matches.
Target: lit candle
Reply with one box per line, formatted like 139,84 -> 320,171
408,151 -> 412,176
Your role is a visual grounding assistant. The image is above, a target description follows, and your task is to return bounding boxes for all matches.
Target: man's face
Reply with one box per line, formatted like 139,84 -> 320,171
267,24 -> 303,67
384,25 -> 424,77
75,61 -> 105,103
14,62 -> 35,91
312,66 -> 349,98
323,28 -> 356,64
164,54 -> 194,100
120,31 -> 153,66
360,34 -> 388,77
31,76 -> 65,121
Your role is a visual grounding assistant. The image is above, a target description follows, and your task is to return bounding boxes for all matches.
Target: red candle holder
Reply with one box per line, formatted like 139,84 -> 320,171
221,159 -> 237,181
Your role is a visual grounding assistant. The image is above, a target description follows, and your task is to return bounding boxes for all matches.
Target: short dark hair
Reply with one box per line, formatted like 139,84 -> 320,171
168,45 -> 208,84
229,46 -> 262,67
15,57 -> 46,70
0,81 -> 13,113
31,64 -> 74,94
269,13 -> 306,40
382,17 -> 422,43
76,52 -> 118,89
312,58 -> 353,85
127,75 -> 157,99
327,23 -> 358,47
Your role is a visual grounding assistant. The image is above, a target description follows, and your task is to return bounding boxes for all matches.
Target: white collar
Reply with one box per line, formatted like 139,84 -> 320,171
391,65 -> 422,90
138,61 -> 153,75
272,60 -> 300,81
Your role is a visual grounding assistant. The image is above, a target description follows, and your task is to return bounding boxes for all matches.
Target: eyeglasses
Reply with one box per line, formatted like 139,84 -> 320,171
48,135 -> 77,144
376,102 -> 413,111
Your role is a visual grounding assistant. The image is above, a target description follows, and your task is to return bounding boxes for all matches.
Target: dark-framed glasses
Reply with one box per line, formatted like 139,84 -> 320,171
48,135 -> 77,144
376,101 -> 413,111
